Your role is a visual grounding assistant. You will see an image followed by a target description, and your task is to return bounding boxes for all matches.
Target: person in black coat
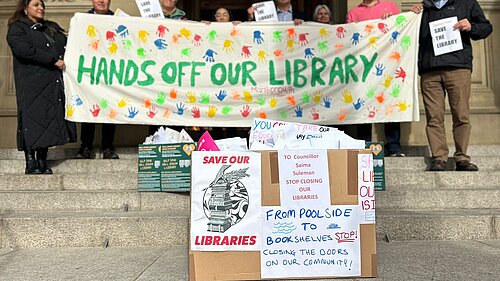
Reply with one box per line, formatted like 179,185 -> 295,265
7,0 -> 77,175
75,0 -> 119,160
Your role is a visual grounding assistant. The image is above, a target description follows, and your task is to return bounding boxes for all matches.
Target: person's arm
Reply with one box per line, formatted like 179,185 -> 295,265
346,11 -> 355,23
467,0 -> 492,40
247,6 -> 256,21
6,23 -> 59,68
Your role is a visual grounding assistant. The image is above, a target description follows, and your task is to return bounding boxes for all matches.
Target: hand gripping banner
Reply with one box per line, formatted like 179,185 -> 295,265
63,12 -> 421,126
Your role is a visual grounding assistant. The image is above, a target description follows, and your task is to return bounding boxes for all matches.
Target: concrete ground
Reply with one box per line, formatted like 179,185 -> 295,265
0,240 -> 499,281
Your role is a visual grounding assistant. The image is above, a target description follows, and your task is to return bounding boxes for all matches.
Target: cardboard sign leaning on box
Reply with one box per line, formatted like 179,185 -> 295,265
189,149 -> 377,280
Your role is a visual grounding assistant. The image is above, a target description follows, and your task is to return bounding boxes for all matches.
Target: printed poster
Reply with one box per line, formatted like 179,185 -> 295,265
261,205 -> 361,278
429,17 -> 463,56
252,1 -> 279,22
190,151 -> 262,251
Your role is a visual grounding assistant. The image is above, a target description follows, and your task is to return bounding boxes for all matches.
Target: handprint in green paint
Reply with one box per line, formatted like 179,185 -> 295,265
396,15 -> 408,28
318,41 -> 328,53
389,85 -> 401,98
273,31 -> 283,42
366,86 -> 376,98
99,98 -> 108,109
221,106 -> 232,115
181,48 -> 191,57
400,35 -> 411,51
137,48 -> 146,59
156,92 -> 166,105
207,30 -> 217,42
301,92 -> 310,103
200,93 -> 210,104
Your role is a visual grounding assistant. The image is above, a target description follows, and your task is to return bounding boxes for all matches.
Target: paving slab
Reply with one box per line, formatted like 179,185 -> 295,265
0,241 -> 499,281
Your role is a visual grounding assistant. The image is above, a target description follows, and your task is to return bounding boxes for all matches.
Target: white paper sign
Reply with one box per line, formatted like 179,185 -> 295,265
358,154 -> 375,224
190,151 -> 262,251
261,205 -> 361,278
278,150 -> 331,207
135,0 -> 164,18
429,16 -> 463,56
252,1 -> 278,22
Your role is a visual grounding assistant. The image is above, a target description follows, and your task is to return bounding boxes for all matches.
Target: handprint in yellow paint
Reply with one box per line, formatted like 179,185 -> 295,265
313,91 -> 322,103
67,105 -> 74,117
107,42 -> 118,55
268,97 -> 278,108
286,39 -> 296,52
138,30 -> 149,43
223,40 -> 234,53
383,74 -> 393,88
342,90 -> 353,103
319,27 -> 329,38
368,36 -> 378,49
186,91 -> 196,103
87,25 -> 97,38
257,50 -> 268,63
243,91 -> 253,102
180,28 -> 191,39
207,106 -> 217,118
396,100 -> 410,112
117,97 -> 130,108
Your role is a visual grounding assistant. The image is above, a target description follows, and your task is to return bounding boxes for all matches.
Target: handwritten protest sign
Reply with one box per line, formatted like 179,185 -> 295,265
358,154 -> 375,224
64,12 -> 421,126
261,206 -> 361,278
190,151 -> 262,251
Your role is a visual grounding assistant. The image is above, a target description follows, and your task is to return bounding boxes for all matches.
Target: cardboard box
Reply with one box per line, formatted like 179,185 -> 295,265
189,150 -> 377,280
137,143 -> 195,192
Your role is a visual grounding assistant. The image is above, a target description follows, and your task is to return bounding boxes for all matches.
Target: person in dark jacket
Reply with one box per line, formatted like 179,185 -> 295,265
412,0 -> 492,171
7,0 -> 77,174
75,0 -> 118,159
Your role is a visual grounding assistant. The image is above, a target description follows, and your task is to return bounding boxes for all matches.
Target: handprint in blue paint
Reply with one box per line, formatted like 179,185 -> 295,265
323,96 -> 332,108
126,107 -> 139,119
253,30 -> 264,44
351,32 -> 361,45
304,48 -> 315,59
375,63 -> 385,76
353,98 -> 365,110
215,90 -> 227,101
294,105 -> 303,117
175,102 -> 187,115
115,25 -> 129,38
154,39 -> 168,50
390,31 -> 400,44
203,49 -> 218,62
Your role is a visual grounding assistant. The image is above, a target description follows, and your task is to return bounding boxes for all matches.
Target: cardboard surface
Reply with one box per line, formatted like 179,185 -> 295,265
190,149 -> 377,280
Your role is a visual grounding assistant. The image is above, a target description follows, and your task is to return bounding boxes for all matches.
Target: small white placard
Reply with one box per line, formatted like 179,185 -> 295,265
278,150 -> 331,207
135,0 -> 164,18
429,16 -> 463,56
261,205 -> 361,278
252,1 -> 278,22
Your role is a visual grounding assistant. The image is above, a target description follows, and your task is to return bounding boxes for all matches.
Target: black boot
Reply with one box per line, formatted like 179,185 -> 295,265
24,149 -> 42,175
36,148 -> 53,174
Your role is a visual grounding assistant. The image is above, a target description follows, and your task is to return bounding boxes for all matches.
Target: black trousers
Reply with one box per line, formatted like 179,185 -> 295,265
80,123 -> 116,149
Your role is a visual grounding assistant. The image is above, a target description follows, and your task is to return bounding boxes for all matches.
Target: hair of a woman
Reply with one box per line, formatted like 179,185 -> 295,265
8,0 -> 45,26
312,4 -> 333,24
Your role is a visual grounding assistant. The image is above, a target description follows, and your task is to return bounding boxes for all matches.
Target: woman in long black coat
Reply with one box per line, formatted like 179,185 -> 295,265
7,0 -> 76,174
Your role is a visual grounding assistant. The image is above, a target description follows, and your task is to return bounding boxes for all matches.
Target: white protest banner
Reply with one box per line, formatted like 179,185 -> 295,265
64,12 -> 421,126
429,17 -> 463,56
278,150 -> 331,207
261,206 -> 361,278
253,1 -> 279,22
190,151 -> 262,251
135,0 -> 164,18
358,154 -> 375,224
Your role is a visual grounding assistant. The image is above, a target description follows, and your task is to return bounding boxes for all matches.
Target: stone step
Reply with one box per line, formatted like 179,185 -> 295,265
0,210 -> 189,248
0,159 -> 137,174
1,209 -> 498,248
376,189 -> 500,209
376,209 -> 500,241
0,190 -> 189,213
1,145 -> 500,160
385,170 -> 500,189
384,156 -> 500,171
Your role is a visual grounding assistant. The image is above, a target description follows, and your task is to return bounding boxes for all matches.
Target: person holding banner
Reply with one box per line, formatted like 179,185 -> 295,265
76,0 -> 118,159
161,0 -> 186,20
411,0 -> 492,171
346,0 -> 404,157
7,0 -> 77,174
247,0 -> 306,24
313,4 -> 333,24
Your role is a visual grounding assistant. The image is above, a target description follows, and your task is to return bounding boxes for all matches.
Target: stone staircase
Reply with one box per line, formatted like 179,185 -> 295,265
0,146 -> 499,248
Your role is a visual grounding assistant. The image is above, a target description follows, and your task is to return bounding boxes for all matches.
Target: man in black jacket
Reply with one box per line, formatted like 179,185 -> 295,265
76,0 -> 118,159
412,0 -> 492,171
